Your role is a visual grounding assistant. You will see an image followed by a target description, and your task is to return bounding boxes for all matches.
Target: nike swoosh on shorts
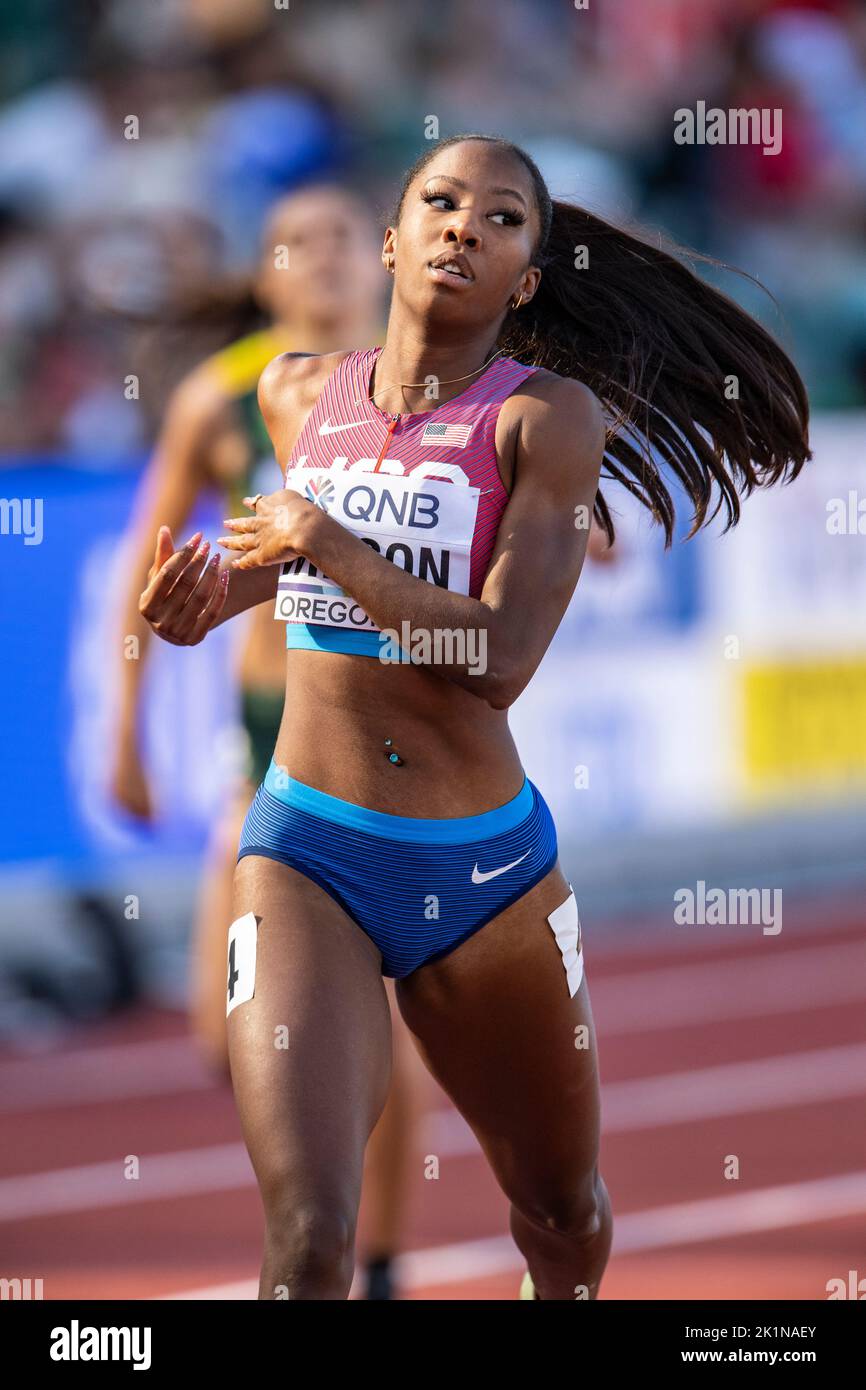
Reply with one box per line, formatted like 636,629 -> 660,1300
471,849 -> 531,885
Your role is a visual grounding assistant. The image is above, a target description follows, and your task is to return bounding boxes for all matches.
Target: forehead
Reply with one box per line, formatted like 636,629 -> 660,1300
267,189 -> 367,236
415,141 -> 534,199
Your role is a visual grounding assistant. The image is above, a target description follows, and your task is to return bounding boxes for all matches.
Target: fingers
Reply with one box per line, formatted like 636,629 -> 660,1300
217,532 -> 258,553
160,551 -> 222,641
139,534 -> 208,622
146,524 -> 185,584
186,565 -> 230,642
155,525 -> 176,568
141,530 -> 201,611
221,516 -> 258,533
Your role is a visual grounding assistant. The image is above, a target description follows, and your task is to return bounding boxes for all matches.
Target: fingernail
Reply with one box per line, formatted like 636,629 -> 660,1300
185,531 -> 202,548
220,571 -> 229,585
209,553 -> 221,568
196,540 -> 210,557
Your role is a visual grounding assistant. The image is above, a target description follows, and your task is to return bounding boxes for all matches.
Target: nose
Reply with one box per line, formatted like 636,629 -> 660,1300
442,211 -> 482,251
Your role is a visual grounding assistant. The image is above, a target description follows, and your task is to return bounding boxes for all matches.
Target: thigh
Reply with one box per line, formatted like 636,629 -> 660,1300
396,863 -> 601,1212
227,854 -> 393,1212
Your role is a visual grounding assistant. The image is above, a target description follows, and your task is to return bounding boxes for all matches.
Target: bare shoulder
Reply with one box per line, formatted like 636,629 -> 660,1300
257,350 -> 350,417
257,350 -> 353,465
499,367 -> 606,494
519,368 -> 605,446
163,357 -> 233,434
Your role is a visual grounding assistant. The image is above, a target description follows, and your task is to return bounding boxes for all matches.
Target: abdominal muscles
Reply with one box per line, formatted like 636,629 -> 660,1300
272,650 -> 524,817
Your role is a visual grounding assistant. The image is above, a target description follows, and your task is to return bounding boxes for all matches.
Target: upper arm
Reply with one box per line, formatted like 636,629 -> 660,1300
125,368 -> 227,586
478,374 -> 606,705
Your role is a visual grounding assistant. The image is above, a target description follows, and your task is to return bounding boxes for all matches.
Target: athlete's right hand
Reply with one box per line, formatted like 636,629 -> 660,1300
138,526 -> 228,646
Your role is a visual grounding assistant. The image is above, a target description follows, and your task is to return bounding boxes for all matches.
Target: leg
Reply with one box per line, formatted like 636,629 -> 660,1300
396,863 -> 612,1301
188,790 -> 252,1080
228,855 -> 393,1299
359,978 -> 425,1294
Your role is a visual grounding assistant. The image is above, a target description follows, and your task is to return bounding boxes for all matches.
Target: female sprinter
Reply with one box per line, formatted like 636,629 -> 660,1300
137,134 -> 810,1300
115,184 -> 421,1298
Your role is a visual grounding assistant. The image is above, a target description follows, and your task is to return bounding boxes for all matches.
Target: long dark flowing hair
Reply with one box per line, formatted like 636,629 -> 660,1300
392,134 -> 811,546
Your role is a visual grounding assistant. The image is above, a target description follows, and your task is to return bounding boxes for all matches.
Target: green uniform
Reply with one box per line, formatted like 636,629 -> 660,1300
206,328 -> 294,785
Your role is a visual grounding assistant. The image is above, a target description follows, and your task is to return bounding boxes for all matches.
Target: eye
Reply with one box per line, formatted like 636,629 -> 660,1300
421,191 -> 454,210
421,189 -> 525,226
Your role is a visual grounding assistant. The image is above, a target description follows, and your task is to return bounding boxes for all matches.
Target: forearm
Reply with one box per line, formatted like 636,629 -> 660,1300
299,512 -> 511,704
117,610 -> 155,733
213,562 -> 279,626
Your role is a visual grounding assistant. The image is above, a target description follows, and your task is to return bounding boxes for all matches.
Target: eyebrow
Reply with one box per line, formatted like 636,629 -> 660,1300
423,174 -> 527,206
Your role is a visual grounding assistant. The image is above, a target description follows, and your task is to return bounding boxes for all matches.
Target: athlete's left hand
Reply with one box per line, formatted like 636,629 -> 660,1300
217,490 -> 313,570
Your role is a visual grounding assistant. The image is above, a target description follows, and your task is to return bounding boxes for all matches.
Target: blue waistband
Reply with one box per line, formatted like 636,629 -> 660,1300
285,624 -> 404,660
262,759 -> 533,843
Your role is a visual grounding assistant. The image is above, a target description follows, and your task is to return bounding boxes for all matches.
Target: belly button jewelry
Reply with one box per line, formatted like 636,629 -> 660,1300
384,737 -> 404,766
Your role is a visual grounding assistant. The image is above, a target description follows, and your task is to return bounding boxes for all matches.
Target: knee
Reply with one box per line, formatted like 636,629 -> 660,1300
518,1171 -> 610,1243
263,1198 -> 355,1299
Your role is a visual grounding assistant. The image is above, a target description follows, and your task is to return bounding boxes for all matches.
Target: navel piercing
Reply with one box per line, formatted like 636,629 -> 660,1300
384,737 -> 404,767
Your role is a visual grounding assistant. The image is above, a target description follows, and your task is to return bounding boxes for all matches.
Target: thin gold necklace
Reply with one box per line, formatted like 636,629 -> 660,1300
352,346 -> 508,413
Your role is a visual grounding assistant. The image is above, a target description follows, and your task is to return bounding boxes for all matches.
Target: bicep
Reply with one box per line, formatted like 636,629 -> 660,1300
478,382 -> 605,698
127,377 -> 221,578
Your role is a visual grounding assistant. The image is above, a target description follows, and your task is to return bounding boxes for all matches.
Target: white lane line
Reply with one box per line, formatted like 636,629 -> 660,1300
590,939 -> 866,1035
3,1042 -> 864,1223
0,938 -> 862,1111
163,1169 -> 866,1299
602,1041 -> 866,1129
0,1143 -> 253,1222
428,1041 -> 866,1153
0,1038 -> 216,1113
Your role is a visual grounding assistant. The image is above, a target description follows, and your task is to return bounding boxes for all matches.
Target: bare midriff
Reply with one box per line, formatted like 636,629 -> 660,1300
273,649 -> 525,817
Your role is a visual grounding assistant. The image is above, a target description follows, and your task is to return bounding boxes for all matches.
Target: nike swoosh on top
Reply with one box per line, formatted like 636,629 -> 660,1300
471,849 -> 531,885
318,419 -> 367,435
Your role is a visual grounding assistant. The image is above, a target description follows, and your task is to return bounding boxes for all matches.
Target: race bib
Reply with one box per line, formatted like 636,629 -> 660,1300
274,467 -> 480,631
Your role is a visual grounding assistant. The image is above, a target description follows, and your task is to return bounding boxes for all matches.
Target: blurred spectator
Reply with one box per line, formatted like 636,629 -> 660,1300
0,0 -> 864,453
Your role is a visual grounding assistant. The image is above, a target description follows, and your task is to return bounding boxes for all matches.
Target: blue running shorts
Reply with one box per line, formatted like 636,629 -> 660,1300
237,759 -> 559,978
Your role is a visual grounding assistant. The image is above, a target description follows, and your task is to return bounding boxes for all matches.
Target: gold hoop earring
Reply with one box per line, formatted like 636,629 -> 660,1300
512,293 -> 524,310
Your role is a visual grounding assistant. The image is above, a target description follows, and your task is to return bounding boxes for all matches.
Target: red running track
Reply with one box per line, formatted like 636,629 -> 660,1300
1,892 -> 864,1300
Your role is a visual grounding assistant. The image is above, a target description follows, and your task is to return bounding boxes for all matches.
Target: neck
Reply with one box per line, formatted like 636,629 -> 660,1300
369,306 -> 503,415
273,308 -> 381,355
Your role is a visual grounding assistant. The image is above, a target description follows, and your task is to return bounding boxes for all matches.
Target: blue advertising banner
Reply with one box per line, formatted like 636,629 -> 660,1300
0,457 -> 240,872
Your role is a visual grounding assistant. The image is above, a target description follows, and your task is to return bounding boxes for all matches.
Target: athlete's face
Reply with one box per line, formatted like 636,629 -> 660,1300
256,188 -> 382,323
385,142 -> 542,328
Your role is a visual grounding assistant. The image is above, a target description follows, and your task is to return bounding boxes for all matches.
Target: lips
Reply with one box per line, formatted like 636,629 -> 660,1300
428,252 -> 473,281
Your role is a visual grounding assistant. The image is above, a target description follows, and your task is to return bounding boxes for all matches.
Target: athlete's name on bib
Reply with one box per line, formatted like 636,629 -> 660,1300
274,468 -> 480,632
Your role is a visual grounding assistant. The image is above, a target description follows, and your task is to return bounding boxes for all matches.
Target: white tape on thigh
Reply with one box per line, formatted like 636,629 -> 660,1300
226,911 -> 258,1016
547,887 -> 583,997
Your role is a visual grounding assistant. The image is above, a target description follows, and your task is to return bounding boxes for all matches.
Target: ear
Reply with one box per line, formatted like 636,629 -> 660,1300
381,227 -> 397,273
519,265 -> 543,305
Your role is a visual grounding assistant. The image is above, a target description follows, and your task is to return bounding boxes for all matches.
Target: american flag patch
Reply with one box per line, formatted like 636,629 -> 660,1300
420,420 -> 473,449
